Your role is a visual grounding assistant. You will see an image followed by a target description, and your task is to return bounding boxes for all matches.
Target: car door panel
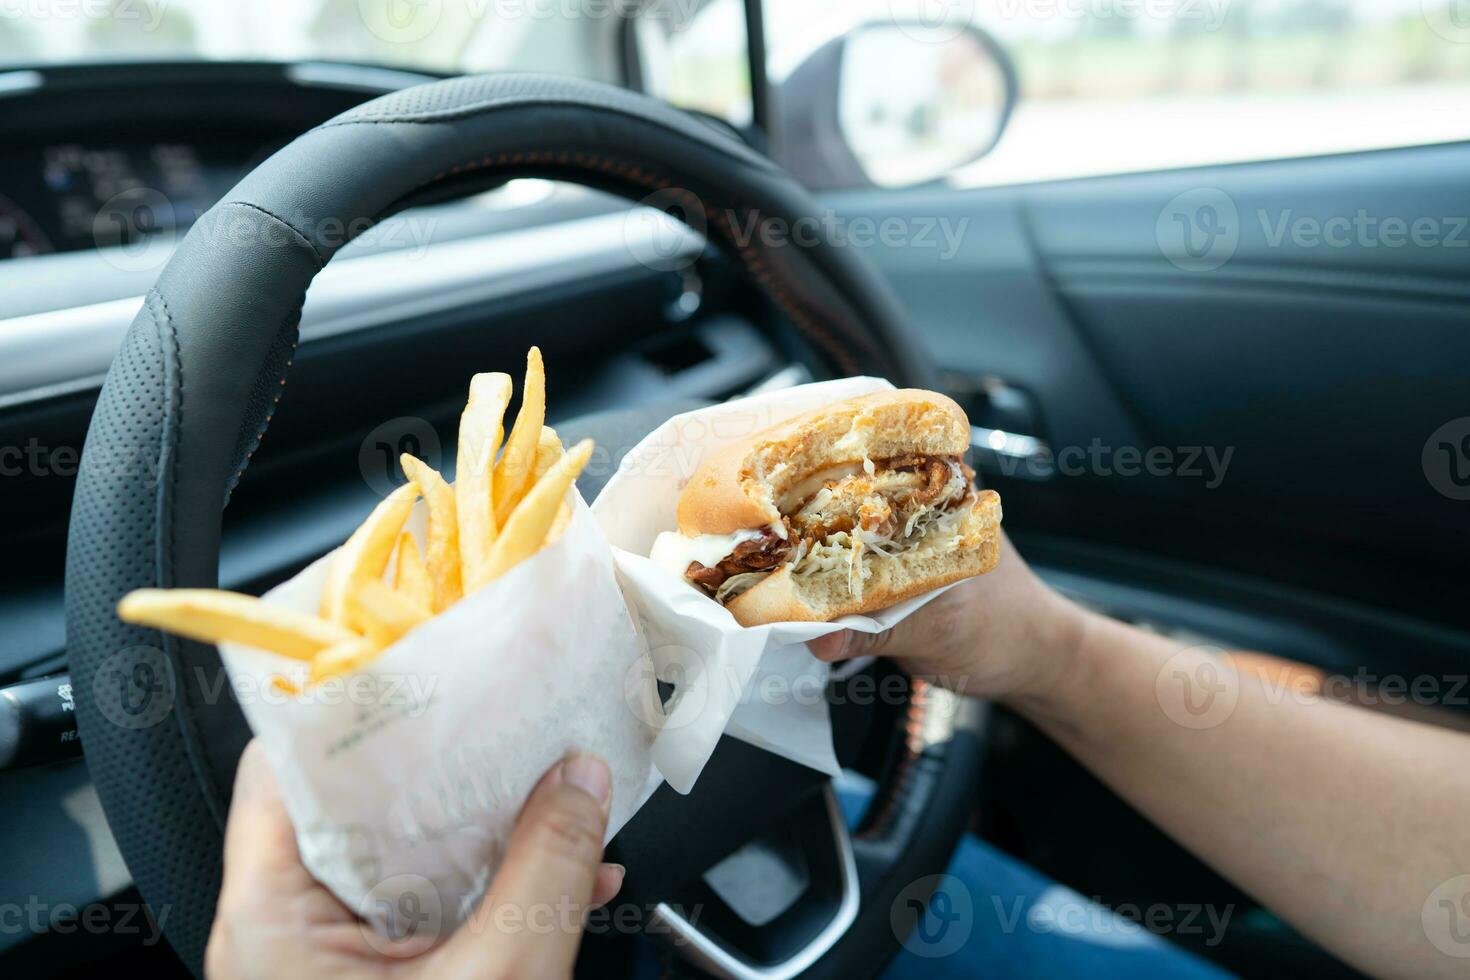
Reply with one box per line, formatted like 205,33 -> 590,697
824,186 -> 1143,457
816,132 -> 1470,980
828,142 -> 1470,633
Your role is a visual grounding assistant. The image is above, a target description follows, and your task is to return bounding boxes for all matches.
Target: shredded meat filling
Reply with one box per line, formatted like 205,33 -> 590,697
792,454 -> 965,541
686,527 -> 793,593
887,454 -> 974,501
925,458 -> 956,501
688,454 -> 973,601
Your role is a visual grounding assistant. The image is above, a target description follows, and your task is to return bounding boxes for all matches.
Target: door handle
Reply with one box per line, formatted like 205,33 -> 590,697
971,425 -> 1054,480
943,373 -> 1054,481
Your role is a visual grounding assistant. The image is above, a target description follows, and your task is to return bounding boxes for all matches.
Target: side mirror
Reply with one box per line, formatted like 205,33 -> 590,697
771,21 -> 1018,192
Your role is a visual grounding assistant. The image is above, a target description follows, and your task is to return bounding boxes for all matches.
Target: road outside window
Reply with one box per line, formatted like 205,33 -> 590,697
762,0 -> 1470,188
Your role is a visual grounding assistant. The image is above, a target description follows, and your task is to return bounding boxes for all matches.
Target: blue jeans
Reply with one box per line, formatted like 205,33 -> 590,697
634,773 -> 1235,978
837,775 -> 1235,979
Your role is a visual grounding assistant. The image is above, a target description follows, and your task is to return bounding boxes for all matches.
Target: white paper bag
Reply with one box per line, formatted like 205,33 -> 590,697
216,378 -> 968,938
591,377 -> 965,794
218,489 -> 663,936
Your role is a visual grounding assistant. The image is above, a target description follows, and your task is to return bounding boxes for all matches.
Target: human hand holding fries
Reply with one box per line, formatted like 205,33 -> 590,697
117,349 -> 591,687
206,740 -> 623,979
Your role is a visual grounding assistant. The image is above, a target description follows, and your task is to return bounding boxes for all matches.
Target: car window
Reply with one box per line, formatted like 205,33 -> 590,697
635,0 -> 754,126
0,0 -> 626,83
764,0 -> 1470,188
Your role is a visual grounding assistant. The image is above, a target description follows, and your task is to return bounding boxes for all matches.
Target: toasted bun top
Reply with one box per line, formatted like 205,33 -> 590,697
677,388 -> 970,535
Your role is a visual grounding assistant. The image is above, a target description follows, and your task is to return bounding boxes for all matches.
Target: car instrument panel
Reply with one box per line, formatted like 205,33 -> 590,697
0,136 -> 280,260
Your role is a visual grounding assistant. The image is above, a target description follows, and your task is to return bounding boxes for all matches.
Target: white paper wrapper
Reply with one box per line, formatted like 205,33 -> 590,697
591,377 -> 963,794
218,489 -> 663,935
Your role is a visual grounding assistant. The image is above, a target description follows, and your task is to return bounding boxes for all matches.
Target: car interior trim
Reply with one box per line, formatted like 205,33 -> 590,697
0,208 -> 703,406
649,785 -> 860,980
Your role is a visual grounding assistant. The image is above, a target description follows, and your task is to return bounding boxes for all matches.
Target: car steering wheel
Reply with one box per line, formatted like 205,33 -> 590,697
64,74 -> 986,978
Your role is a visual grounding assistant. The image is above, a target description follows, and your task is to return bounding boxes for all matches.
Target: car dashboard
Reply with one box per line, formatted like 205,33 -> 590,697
0,136 -> 274,260
0,61 -> 803,976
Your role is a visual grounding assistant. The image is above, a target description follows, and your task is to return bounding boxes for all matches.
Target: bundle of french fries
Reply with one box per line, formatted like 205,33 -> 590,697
118,348 -> 592,690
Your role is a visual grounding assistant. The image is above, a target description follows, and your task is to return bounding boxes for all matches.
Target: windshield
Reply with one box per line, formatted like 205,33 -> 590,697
0,0 -> 662,76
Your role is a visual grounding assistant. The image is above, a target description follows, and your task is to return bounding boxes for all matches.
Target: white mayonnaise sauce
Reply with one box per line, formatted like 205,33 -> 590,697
649,528 -> 767,575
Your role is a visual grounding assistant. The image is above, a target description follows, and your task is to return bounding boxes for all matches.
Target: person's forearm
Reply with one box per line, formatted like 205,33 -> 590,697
1009,610 -> 1470,980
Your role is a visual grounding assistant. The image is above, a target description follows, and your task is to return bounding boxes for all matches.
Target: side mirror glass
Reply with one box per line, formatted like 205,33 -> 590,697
772,21 -> 1018,192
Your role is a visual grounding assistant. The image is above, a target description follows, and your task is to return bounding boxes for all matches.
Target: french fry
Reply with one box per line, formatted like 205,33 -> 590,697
481,439 -> 593,583
456,373 -> 512,591
269,676 -> 301,696
307,636 -> 383,685
118,588 -> 356,661
401,454 -> 462,613
322,483 -> 418,626
546,501 -> 573,546
118,352 -> 584,693
348,578 -> 431,648
532,425 -> 564,483
393,531 -> 433,611
493,347 -> 547,526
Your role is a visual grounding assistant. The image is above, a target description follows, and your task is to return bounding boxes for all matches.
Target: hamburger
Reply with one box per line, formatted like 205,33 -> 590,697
649,389 -> 1002,625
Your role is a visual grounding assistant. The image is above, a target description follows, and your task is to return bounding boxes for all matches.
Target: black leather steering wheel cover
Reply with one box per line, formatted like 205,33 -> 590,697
65,74 -> 943,974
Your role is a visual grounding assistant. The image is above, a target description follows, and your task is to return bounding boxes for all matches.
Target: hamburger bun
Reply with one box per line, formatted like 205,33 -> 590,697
663,388 -> 1002,625
677,389 -> 971,536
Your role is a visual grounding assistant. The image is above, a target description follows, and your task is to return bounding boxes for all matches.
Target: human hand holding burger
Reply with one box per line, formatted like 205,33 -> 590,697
646,386 -> 1088,704
807,529 -> 1090,708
